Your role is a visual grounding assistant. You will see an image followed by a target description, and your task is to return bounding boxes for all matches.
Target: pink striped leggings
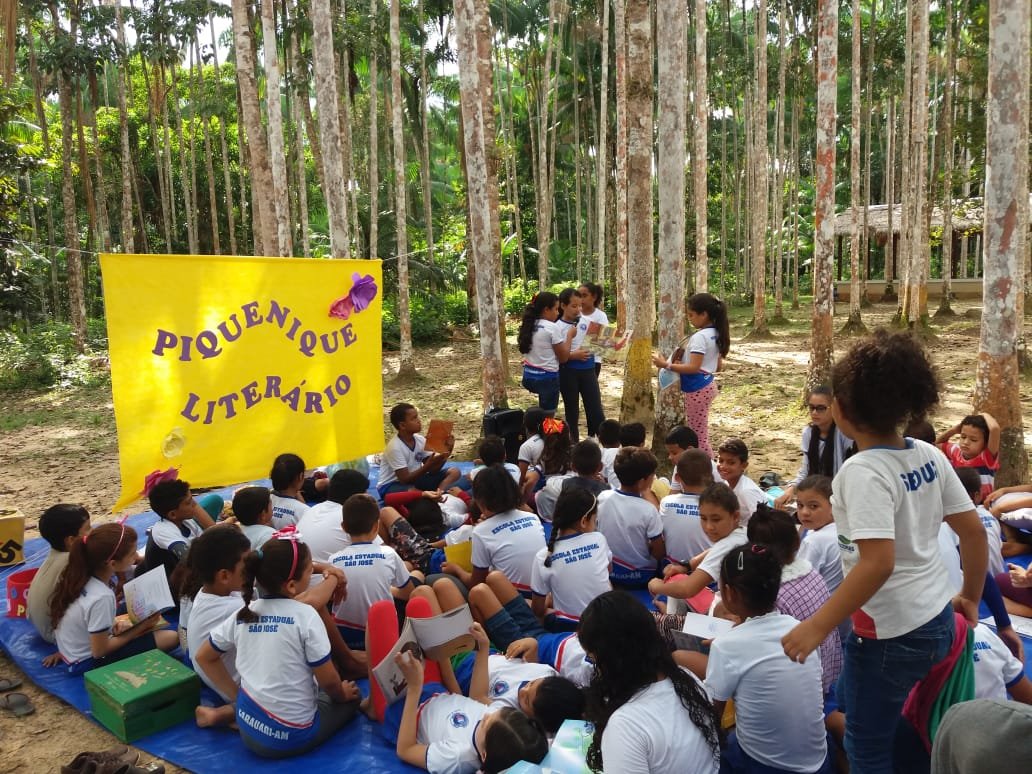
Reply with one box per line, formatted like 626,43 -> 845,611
683,381 -> 718,457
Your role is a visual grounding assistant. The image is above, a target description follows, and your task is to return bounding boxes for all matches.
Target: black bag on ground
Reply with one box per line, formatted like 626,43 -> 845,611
482,408 -> 526,464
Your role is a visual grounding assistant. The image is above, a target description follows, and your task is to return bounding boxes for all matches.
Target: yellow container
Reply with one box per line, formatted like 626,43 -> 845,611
0,508 -> 26,567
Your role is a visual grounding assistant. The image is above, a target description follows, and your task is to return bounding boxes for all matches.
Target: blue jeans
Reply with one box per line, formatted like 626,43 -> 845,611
521,373 -> 561,412
839,603 -> 954,774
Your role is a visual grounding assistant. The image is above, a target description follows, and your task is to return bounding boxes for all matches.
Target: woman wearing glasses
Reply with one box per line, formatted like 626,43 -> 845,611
774,386 -> 853,509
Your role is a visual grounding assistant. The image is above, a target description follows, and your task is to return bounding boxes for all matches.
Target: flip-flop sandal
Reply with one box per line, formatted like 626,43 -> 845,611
0,677 -> 22,691
0,691 -> 35,717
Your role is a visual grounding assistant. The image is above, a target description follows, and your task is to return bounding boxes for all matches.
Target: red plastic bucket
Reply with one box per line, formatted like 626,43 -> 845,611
6,567 -> 38,618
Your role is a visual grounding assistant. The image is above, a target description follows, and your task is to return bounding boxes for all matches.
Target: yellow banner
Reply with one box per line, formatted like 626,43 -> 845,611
101,254 -> 384,510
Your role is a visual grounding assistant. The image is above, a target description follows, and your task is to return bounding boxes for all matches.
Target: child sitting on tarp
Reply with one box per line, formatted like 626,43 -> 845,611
376,403 -> 461,498
27,504 -> 91,644
141,478 -> 222,595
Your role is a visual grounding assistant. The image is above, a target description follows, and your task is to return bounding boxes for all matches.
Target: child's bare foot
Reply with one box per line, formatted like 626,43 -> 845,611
359,696 -> 377,721
196,706 -> 219,728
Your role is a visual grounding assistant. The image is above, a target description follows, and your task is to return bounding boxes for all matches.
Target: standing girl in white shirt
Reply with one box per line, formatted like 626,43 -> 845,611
652,292 -> 730,457
531,488 -> 612,630
195,537 -> 360,758
781,330 -> 987,774
518,292 -> 577,412
579,590 -> 720,774
557,287 -> 604,441
46,523 -> 179,674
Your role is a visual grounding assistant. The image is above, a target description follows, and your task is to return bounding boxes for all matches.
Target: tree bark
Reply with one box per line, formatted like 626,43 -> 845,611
595,0 -> 611,284
654,0 -> 687,461
390,0 -> 415,375
843,0 -> 866,330
232,0 -> 279,255
454,0 -> 508,409
311,0 -> 352,257
619,0 -> 654,426
260,0 -> 292,255
807,0 -> 838,394
936,0 -> 956,316
772,0 -> 787,318
368,0 -> 380,258
417,0 -> 435,275
115,2 -> 134,253
209,13 -> 238,255
974,0 -> 1029,485
613,0 -> 629,330
692,0 -> 708,293
905,0 -> 931,325
749,0 -> 769,335
56,67 -> 87,352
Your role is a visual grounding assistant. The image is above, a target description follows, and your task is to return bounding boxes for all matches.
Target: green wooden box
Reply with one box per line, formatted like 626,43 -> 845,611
84,649 -> 200,743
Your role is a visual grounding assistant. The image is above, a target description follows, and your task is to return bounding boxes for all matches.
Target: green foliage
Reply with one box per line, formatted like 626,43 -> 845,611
381,294 -> 452,346
0,319 -> 109,391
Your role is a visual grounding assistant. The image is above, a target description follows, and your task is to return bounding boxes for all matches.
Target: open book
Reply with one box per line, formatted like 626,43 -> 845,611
580,322 -> 633,362
372,605 -> 476,705
670,611 -> 734,653
423,419 -> 455,454
119,565 -> 175,634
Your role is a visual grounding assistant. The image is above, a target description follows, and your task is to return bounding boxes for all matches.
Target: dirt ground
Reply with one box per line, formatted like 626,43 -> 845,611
0,298 -> 1029,771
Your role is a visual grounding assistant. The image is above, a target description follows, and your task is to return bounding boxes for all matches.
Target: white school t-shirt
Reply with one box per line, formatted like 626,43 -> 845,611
484,655 -> 557,709
471,510 -> 547,592
972,623 -> 1025,701
798,522 -> 845,594
530,532 -> 612,620
832,439 -> 973,639
601,447 -> 621,489
597,490 -> 664,574
54,576 -> 116,664
150,518 -> 203,550
538,632 -> 594,688
240,523 -> 275,549
328,543 -> 412,629
296,500 -> 382,562
187,590 -> 244,699
439,494 -> 469,528
705,612 -> 827,773
729,475 -> 767,526
686,327 -> 721,375
976,504 -> 1006,578
518,435 -> 545,467
696,526 -> 749,583
418,692 -> 491,774
600,674 -> 719,774
573,307 -> 609,349
469,462 -> 521,485
659,492 -> 710,564
522,319 -> 566,373
208,597 -> 329,728
534,473 -> 574,522
377,433 -> 431,489
269,493 -> 310,530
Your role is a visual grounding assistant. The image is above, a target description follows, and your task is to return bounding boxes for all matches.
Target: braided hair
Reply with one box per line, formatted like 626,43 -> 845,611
236,538 -> 311,624
544,488 -> 598,568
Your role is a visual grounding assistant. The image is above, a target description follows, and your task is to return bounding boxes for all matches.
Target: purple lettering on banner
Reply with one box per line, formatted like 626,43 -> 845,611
304,392 -> 323,414
153,329 -> 178,357
340,324 -> 357,347
285,317 -> 302,341
179,335 -> 194,362
196,330 -> 222,359
217,392 -> 239,419
298,330 -> 317,357
203,399 -> 216,425
264,375 -> 282,398
217,314 -> 243,343
281,385 -> 301,412
267,300 -> 290,328
322,386 -> 339,408
320,331 -> 339,354
180,392 -> 201,422
335,375 -> 351,396
241,381 -> 261,408
242,301 -> 263,327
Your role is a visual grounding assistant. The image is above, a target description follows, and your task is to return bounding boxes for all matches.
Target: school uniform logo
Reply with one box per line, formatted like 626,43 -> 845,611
491,680 -> 510,697
449,711 -> 470,728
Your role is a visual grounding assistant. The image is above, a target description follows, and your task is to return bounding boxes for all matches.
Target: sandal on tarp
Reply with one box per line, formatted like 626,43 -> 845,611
0,691 -> 35,717
0,676 -> 22,691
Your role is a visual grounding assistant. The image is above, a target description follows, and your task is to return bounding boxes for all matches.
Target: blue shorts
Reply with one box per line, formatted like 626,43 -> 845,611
483,596 -> 547,651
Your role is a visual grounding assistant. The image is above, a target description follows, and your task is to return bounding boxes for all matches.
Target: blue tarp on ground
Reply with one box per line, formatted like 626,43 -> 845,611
2,467 -> 1031,773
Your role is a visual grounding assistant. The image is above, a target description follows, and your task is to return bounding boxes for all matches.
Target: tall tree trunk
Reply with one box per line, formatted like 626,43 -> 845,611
654,0 -> 687,460
843,0 -> 866,330
368,0 -> 380,258
232,0 -> 279,254
860,0 -> 876,306
56,67 -> 87,352
535,0 -> 562,286
791,94 -> 801,309
416,0 -> 435,275
613,0 -> 629,330
595,0 -> 611,283
287,18 -> 311,257
260,0 -> 292,255
27,27 -> 60,311
905,0 -> 931,326
749,0 -> 769,335
936,0 -> 956,316
884,95 -> 896,295
390,0 -> 415,375
619,0 -> 654,425
974,0 -> 1029,485
806,0 -> 838,394
771,0 -> 787,318
692,0 -> 708,292
167,61 -> 197,253
311,0 -> 352,257
115,2 -> 134,252
210,13 -> 238,255
455,0 -> 508,408
195,38 -> 222,255
959,84 -> 973,279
